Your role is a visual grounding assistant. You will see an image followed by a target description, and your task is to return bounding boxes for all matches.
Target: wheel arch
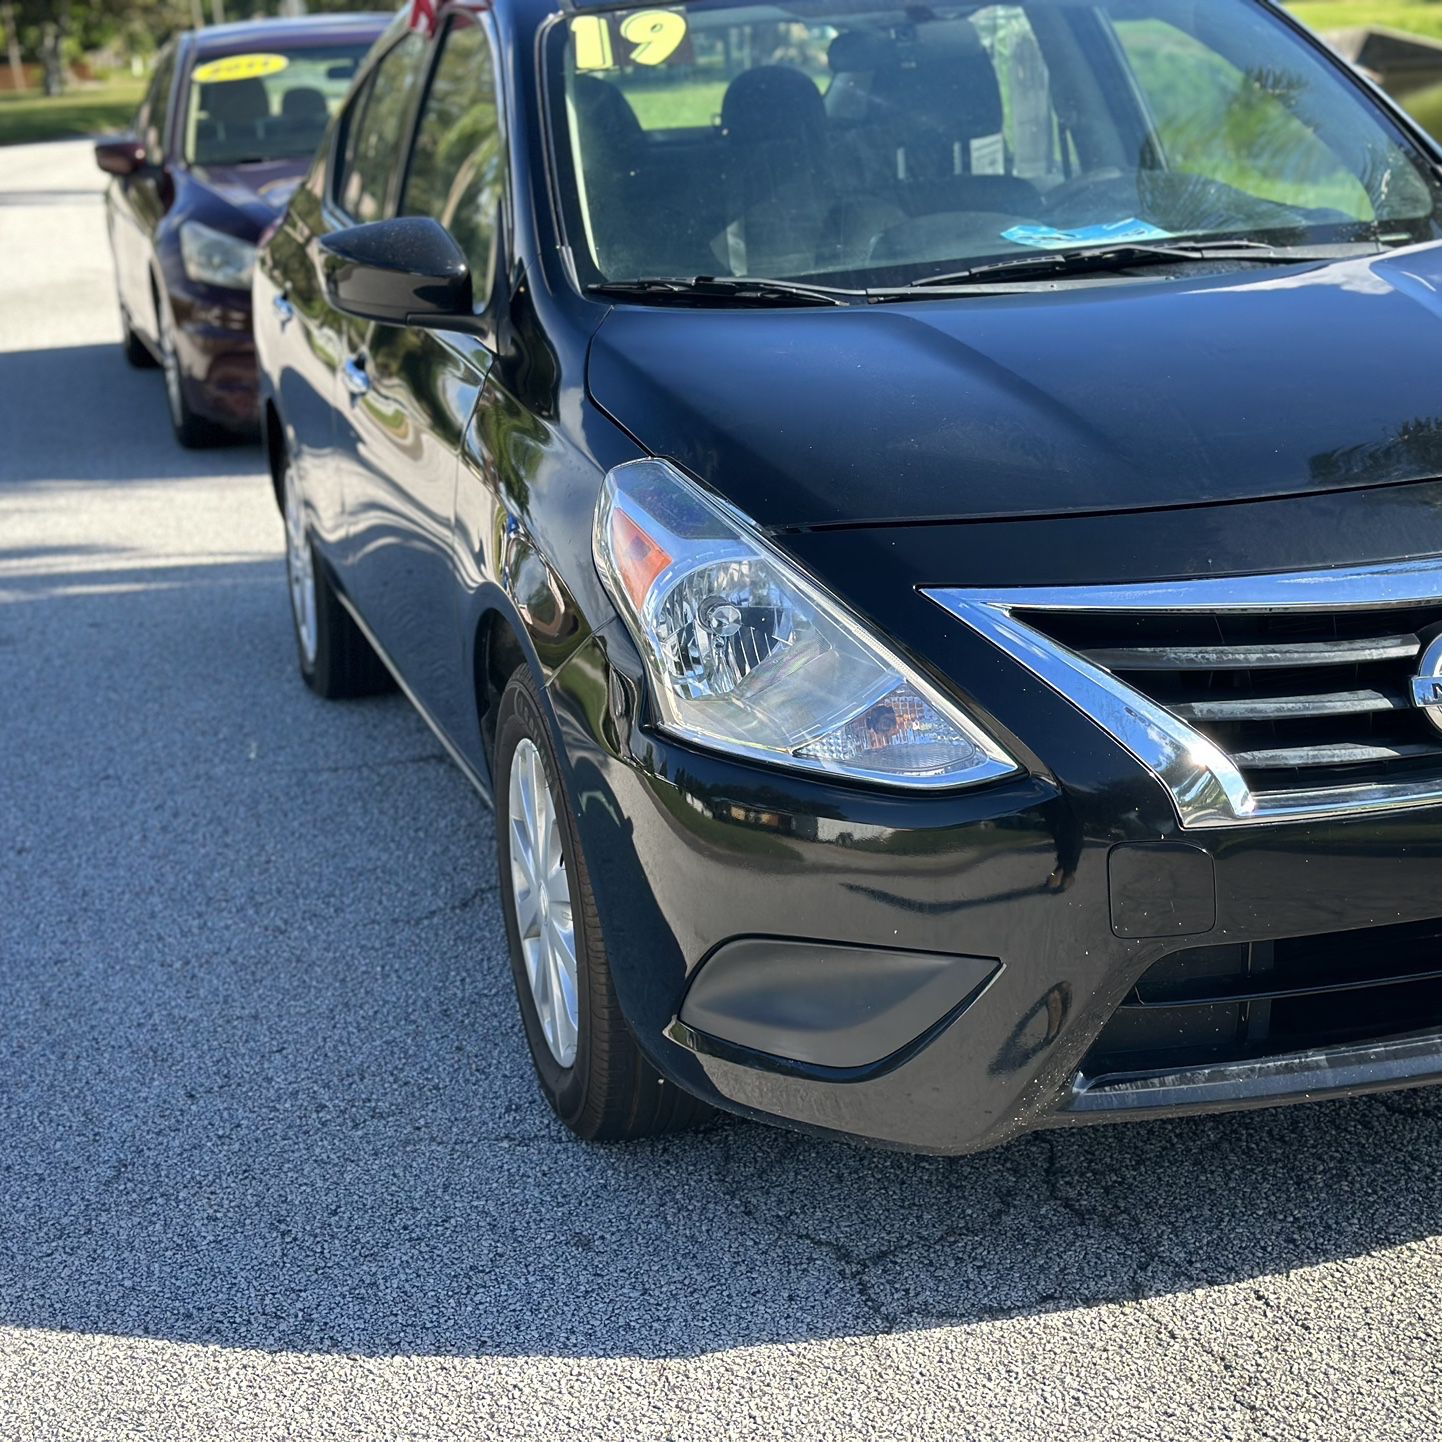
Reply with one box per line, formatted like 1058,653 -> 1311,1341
465,572 -> 607,795
263,398 -> 286,515
472,600 -> 532,775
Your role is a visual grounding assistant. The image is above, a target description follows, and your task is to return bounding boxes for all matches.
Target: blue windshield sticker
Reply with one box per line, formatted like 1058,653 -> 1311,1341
1002,219 -> 1174,250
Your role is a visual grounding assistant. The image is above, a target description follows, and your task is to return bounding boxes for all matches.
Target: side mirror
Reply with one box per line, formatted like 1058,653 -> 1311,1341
319,216 -> 473,327
94,135 -> 147,177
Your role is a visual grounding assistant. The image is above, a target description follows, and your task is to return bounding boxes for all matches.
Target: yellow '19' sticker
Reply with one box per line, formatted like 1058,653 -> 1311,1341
192,53 -> 289,84
618,11 -> 686,66
573,11 -> 686,70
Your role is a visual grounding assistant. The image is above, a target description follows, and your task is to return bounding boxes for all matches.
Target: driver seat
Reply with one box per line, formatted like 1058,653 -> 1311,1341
715,66 -> 831,275
198,77 -> 271,152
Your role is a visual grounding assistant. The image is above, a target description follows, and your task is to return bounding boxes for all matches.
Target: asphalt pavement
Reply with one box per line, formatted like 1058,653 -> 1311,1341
4,138 -> 1442,1442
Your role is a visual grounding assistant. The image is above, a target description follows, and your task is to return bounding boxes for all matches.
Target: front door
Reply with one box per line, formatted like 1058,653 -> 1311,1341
287,29 -> 429,569
334,12 -> 508,744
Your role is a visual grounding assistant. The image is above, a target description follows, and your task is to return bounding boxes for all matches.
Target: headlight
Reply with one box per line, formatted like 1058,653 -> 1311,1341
179,221 -> 256,290
593,459 -> 1018,789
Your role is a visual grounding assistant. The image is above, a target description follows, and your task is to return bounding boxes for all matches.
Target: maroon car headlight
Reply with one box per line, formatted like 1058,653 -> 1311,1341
179,221 -> 257,291
593,459 -> 1018,789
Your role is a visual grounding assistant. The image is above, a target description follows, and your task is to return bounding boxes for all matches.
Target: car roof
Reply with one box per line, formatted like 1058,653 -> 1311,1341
188,13 -> 392,57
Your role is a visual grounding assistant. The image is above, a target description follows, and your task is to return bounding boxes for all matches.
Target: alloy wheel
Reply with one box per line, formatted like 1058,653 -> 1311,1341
160,312 -> 184,427
283,465 -> 318,667
507,737 -> 579,1067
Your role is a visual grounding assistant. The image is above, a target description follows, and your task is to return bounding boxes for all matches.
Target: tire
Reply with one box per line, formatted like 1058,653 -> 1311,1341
120,303 -> 157,369
157,299 -> 227,449
494,667 -> 709,1141
282,453 -> 393,700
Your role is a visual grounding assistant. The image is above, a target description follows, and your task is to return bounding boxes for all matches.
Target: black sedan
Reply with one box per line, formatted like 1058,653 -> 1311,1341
257,0 -> 1442,1153
95,13 -> 386,446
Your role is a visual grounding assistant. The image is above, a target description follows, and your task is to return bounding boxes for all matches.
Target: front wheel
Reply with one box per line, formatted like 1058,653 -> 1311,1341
158,301 -> 226,449
494,668 -> 709,1141
119,302 -> 156,369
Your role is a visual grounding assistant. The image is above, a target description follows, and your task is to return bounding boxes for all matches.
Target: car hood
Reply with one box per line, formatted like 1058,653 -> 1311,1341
586,246 -> 1442,529
187,160 -> 307,233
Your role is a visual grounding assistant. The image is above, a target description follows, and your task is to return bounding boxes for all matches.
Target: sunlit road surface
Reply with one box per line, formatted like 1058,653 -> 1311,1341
3,139 -> 1442,1442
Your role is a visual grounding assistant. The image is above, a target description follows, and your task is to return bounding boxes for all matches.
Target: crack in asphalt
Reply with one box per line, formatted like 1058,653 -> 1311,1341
703,1120 -> 1283,1345
709,1127 -> 1155,1333
403,883 -> 501,926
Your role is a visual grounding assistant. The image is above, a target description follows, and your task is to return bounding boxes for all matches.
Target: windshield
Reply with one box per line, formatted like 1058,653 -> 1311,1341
551,0 -> 1442,289
184,44 -> 370,166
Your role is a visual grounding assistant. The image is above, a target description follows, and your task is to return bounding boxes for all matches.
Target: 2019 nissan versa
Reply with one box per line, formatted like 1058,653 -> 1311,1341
256,0 -> 1442,1153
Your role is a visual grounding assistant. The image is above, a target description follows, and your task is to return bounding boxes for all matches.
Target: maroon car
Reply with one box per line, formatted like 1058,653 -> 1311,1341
95,14 -> 387,447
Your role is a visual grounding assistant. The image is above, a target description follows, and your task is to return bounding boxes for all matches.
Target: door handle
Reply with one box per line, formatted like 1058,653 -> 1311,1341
342,355 -> 370,399
272,293 -> 295,327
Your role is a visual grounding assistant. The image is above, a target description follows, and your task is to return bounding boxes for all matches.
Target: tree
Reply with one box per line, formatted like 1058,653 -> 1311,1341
7,0 -> 364,78
9,0 -> 186,78
1,0 -> 25,91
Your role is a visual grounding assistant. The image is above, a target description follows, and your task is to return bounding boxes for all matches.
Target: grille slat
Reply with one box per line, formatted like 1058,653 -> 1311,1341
1231,739 -> 1442,769
1079,634 -> 1421,671
1022,602 -> 1442,798
1171,686 -> 1409,721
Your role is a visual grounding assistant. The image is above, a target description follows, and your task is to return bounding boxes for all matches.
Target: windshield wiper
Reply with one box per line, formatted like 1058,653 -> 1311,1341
878,239 -> 1383,293
587,275 -> 857,308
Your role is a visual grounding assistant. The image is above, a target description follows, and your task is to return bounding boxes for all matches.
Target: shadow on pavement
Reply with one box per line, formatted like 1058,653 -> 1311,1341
3,547 -> 1442,1363
0,343 -> 257,486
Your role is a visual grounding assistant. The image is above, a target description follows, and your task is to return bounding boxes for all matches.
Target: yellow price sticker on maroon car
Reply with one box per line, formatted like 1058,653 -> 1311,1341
192,53 -> 289,84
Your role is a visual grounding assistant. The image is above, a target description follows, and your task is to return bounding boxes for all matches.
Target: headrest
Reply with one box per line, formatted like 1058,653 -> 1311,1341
200,77 -> 269,125
571,73 -> 644,152
871,23 -> 1003,138
281,87 -> 328,124
721,65 -> 825,144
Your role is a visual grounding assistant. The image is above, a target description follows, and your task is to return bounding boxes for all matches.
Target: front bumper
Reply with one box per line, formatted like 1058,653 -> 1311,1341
171,290 -> 259,431
547,622 -> 1442,1155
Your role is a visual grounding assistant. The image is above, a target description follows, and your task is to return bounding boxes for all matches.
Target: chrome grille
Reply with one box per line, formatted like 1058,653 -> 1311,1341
1024,603 -> 1442,795
924,559 -> 1442,828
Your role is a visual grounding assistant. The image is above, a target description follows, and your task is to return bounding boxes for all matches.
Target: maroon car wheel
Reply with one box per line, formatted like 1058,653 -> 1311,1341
119,303 -> 156,370
158,303 -> 226,450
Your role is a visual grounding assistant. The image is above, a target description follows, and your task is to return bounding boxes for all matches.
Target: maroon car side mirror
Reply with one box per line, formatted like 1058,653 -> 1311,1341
94,136 -> 147,177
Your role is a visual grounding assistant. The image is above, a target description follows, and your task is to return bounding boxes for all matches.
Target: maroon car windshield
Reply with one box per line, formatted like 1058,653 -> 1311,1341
183,45 -> 370,166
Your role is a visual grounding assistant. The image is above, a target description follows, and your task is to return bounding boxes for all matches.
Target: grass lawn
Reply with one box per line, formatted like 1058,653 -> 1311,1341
1287,1 -> 1442,42
1283,1 -> 1442,140
622,77 -> 730,131
0,76 -> 144,148
1402,78 -> 1442,134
